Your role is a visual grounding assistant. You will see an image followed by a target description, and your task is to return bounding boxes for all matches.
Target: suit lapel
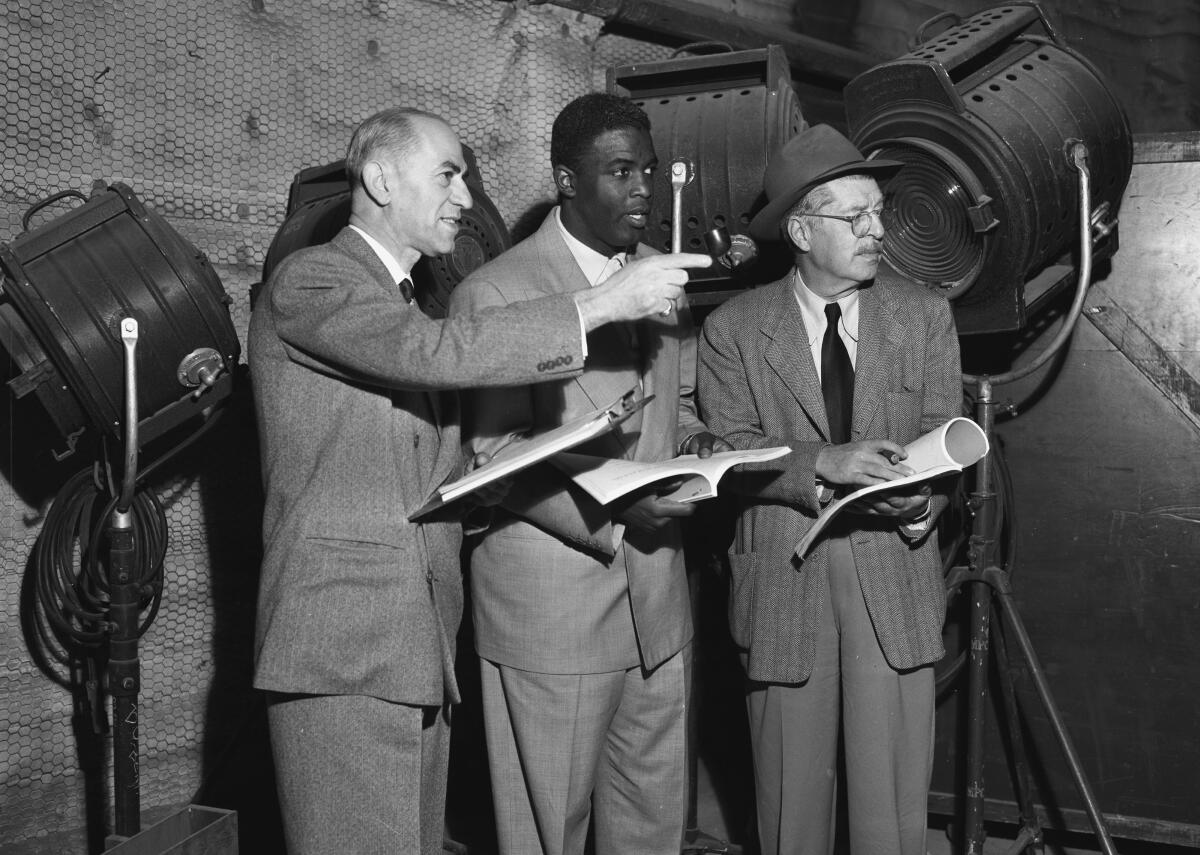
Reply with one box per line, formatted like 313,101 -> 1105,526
631,245 -> 685,463
852,281 -> 903,437
335,227 -> 447,465
762,280 -> 831,440
535,220 -> 643,416
531,216 -> 591,296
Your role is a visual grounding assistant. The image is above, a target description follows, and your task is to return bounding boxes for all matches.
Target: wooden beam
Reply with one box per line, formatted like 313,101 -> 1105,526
1084,279 -> 1200,435
1133,132 -> 1200,164
540,0 -> 877,83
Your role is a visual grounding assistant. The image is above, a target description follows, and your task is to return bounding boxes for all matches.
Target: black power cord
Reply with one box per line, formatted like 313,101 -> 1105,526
31,401 -> 228,663
33,460 -> 168,655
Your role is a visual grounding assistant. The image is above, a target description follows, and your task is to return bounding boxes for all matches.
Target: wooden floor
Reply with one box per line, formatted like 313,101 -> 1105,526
690,754 -> 1197,855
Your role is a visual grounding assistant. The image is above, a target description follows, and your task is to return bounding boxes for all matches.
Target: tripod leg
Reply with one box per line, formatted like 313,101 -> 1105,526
682,559 -> 733,854
993,589 -> 1121,855
991,600 -> 1043,853
963,579 -> 993,855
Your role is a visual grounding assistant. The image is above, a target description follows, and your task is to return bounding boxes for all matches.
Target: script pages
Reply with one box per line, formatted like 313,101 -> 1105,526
793,416 -> 990,559
553,446 -> 792,505
407,389 -> 653,520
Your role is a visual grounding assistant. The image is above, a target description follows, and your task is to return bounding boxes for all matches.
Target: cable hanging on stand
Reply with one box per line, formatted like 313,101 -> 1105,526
946,140 -> 1123,855
4,181 -> 241,844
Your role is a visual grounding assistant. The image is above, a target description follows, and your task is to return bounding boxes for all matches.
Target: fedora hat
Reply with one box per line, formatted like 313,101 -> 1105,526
748,124 -> 903,241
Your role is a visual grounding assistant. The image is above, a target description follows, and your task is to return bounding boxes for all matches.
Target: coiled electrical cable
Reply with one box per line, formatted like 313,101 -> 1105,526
32,460 -> 168,653
30,403 -> 227,660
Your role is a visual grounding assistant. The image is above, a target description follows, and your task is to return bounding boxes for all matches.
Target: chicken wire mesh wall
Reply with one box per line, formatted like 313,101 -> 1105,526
0,1 -> 672,848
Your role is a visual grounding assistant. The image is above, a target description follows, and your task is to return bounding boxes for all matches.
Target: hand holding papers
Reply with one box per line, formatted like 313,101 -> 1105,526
794,417 -> 989,559
408,389 -> 652,520
554,446 -> 791,505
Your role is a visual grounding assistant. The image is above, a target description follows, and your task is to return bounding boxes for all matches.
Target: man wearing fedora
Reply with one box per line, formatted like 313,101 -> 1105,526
697,124 -> 963,854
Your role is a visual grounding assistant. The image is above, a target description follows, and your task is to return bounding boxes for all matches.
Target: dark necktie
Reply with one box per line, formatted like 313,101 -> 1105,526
398,277 -> 414,304
821,301 -> 853,444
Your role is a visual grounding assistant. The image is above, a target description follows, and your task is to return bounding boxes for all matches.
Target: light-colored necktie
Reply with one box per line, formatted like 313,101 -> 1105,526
597,255 -> 623,286
598,256 -> 640,353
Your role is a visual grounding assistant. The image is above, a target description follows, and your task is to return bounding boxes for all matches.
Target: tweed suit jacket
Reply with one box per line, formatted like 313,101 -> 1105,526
448,212 -> 707,674
249,226 -> 587,706
697,269 -> 963,684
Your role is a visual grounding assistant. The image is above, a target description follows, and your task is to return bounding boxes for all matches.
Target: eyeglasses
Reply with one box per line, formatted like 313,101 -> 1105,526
804,207 -> 895,238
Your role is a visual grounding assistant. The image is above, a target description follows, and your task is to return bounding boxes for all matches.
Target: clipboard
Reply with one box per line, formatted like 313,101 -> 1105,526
408,389 -> 653,520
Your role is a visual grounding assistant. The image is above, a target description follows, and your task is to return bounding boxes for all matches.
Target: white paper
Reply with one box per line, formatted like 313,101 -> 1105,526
793,417 -> 989,559
407,389 -> 652,520
554,446 -> 792,505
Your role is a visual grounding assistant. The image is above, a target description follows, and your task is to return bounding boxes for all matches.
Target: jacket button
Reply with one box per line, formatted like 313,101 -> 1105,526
413,435 -> 420,448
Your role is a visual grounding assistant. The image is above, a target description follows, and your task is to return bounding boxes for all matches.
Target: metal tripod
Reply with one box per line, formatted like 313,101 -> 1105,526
945,141 -> 1120,855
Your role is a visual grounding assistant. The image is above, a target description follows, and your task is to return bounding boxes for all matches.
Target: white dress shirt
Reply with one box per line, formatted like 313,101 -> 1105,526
349,224 -> 412,290
791,270 -> 930,531
791,269 -> 859,380
350,221 -> 591,356
554,206 -> 628,286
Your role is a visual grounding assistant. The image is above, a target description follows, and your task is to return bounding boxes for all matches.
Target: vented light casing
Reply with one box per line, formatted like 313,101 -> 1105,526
845,3 -> 1132,334
608,46 -> 804,304
0,184 -> 240,455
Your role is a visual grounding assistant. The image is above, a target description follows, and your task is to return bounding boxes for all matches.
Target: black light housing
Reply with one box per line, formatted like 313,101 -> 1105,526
0,183 -> 240,458
845,3 -> 1132,334
608,46 -> 803,304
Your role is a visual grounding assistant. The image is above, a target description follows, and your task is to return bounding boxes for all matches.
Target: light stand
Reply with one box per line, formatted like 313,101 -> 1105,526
945,141 -> 1120,855
4,182 -> 238,847
108,317 -> 143,841
668,155 -> 736,855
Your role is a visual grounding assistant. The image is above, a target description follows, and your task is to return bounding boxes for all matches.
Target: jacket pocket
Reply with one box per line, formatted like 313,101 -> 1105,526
299,537 -> 422,603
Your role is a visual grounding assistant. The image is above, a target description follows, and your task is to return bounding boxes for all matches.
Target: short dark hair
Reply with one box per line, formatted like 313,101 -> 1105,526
345,107 -> 445,186
550,93 -> 651,173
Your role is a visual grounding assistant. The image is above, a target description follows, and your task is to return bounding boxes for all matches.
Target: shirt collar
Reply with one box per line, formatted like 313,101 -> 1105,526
349,224 -> 412,286
791,269 -> 861,348
554,206 -> 627,286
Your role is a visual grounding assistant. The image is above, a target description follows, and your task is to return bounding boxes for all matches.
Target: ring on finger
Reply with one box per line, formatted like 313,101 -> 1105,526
660,298 -> 674,316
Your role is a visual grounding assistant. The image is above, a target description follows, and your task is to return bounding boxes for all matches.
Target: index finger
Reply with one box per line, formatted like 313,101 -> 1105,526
655,252 -> 714,270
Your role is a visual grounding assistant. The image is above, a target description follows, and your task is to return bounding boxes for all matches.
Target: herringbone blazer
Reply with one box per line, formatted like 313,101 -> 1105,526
697,270 -> 963,683
249,226 -> 586,706
449,212 -> 707,674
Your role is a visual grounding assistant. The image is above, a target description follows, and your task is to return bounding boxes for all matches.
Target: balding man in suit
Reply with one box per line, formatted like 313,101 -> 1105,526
249,106 -> 710,855
698,124 -> 963,855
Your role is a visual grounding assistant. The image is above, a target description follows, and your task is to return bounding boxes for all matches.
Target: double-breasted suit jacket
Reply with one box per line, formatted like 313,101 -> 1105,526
249,226 -> 587,706
449,213 -> 708,675
697,270 -> 963,684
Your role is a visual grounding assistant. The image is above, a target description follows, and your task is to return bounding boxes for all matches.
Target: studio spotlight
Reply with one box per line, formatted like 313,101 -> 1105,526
259,144 -> 511,318
844,2 -> 1132,334
0,183 -> 240,457
2,182 -> 240,839
608,45 -> 803,304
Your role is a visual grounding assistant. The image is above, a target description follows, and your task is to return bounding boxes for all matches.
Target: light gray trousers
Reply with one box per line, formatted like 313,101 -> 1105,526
480,646 -> 691,855
267,692 -> 451,855
747,535 -> 936,855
